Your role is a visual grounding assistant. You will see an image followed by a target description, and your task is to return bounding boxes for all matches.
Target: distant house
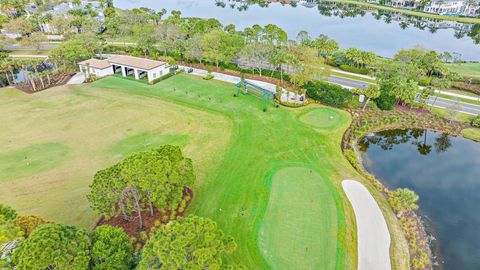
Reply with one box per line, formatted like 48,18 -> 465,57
78,55 -> 170,83
39,0 -> 105,34
424,0 -> 479,16
385,0 -> 422,9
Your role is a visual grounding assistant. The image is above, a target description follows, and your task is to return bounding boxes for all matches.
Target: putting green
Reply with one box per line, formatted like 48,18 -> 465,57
259,166 -> 339,270
0,143 -> 70,182
298,107 -> 346,130
109,133 -> 190,158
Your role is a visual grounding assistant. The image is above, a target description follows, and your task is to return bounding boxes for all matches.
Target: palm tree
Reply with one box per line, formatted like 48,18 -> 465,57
416,130 -> 432,155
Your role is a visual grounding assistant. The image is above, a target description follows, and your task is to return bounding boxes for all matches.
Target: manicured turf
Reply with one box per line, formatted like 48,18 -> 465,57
259,166 -> 339,269
298,107 -> 347,130
447,63 -> 480,80
109,133 -> 190,159
0,143 -> 70,181
0,74 -> 410,269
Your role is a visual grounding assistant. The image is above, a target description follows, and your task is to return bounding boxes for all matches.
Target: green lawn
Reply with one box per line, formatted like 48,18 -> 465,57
331,69 -> 376,84
259,166 -> 341,269
447,63 -> 480,80
0,74 -> 409,269
431,107 -> 476,123
462,128 -> 480,142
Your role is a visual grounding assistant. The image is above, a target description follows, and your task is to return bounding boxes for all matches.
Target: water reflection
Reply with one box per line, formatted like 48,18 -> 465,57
359,128 -> 480,269
215,0 -> 480,44
358,129 -> 452,154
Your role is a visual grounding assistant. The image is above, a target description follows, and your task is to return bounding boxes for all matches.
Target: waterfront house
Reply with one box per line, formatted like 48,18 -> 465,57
424,0 -> 479,16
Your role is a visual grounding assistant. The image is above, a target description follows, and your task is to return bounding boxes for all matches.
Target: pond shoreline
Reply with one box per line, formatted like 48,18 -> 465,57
353,126 -> 480,269
340,107 -> 470,270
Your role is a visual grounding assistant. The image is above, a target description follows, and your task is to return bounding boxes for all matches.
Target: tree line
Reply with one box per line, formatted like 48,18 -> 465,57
1,3 -> 457,109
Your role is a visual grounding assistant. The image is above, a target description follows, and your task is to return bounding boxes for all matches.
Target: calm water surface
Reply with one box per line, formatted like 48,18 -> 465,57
359,129 -> 480,270
114,0 -> 480,60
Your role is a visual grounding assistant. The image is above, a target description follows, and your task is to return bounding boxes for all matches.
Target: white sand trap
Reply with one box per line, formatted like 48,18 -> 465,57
342,180 -> 391,270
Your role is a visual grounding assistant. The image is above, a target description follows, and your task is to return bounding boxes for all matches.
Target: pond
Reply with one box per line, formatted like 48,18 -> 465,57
114,0 -> 480,60
358,129 -> 480,270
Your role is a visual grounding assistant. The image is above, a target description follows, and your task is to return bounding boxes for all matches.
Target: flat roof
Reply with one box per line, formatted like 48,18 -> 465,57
108,55 -> 166,70
78,58 -> 111,69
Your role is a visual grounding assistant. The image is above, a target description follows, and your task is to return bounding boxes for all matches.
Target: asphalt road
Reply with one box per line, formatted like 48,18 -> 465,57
427,96 -> 480,115
7,44 -> 57,51
327,75 -> 371,89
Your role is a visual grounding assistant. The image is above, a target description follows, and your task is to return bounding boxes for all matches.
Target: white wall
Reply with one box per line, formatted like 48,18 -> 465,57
79,64 -> 113,78
147,65 -> 170,82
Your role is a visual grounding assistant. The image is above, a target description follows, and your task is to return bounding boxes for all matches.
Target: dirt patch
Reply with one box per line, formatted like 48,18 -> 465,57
96,188 -> 193,244
15,72 -> 74,94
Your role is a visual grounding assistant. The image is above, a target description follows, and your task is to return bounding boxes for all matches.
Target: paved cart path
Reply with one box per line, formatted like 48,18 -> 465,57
342,180 -> 391,270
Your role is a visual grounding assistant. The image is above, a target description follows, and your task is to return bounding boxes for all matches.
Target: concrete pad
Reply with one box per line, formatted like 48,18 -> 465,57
67,72 -> 85,84
342,180 -> 391,270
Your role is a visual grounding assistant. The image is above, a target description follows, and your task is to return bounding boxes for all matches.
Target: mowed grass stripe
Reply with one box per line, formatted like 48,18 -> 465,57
259,166 -> 339,270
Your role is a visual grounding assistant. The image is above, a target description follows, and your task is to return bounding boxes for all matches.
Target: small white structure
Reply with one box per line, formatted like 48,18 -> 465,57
78,55 -> 170,83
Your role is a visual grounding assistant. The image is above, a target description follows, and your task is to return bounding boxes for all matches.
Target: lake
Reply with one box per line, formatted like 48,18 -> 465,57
358,129 -> 480,270
114,0 -> 480,60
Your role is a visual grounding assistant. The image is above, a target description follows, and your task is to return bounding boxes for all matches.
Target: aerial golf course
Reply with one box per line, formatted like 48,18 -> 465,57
0,74 -> 409,269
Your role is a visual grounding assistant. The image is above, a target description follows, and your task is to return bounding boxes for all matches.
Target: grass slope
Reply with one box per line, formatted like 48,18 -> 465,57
0,75 -> 410,269
462,128 -> 480,142
447,63 -> 480,80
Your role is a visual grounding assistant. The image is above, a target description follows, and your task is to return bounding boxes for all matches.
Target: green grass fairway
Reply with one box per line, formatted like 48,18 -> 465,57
0,74 -> 410,269
0,143 -> 71,181
448,63 -> 480,80
298,107 -> 347,130
259,166 -> 340,270
109,133 -> 190,159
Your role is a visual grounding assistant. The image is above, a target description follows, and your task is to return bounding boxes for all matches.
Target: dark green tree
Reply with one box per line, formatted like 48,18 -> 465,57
12,224 -> 90,270
87,145 -> 195,229
137,216 -> 237,270
90,225 -> 133,270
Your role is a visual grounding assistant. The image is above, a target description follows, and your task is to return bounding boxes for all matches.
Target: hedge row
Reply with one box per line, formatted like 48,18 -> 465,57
305,80 -> 352,108
339,64 -> 370,75
149,71 -> 175,85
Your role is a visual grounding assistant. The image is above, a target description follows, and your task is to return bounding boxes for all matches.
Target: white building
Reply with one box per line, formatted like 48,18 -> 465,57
78,55 -> 170,83
424,0 -> 479,16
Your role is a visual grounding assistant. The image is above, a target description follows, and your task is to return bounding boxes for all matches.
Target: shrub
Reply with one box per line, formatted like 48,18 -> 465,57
388,188 -> 419,215
0,215 -> 24,243
339,64 -> 369,75
203,74 -> 214,80
91,225 -> 133,270
0,204 -> 17,221
305,80 -> 351,108
471,115 -> 480,127
417,76 -> 431,87
149,72 -> 175,85
451,81 -> 480,95
374,92 -> 396,110
14,215 -> 49,236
